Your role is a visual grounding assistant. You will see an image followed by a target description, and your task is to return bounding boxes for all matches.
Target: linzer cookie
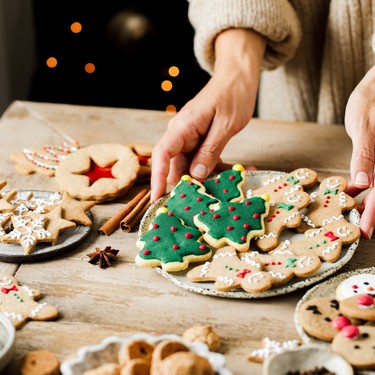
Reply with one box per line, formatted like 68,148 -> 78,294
336,274 -> 375,301
193,195 -> 270,252
0,275 -> 58,328
202,164 -> 246,202
135,207 -> 212,272
55,143 -> 140,202
164,175 -> 219,229
187,246 -> 273,293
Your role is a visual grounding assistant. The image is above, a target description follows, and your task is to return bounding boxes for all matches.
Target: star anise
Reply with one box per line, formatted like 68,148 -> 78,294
87,246 -> 119,268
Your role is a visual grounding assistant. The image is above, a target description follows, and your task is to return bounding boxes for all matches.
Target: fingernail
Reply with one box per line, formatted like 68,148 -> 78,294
192,164 -> 207,179
368,227 -> 373,239
355,171 -> 370,186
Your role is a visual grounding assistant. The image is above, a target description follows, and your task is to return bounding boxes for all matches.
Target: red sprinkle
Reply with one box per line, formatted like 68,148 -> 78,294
200,211 -> 206,216
243,224 -> 250,229
332,316 -> 350,330
340,325 -> 359,339
223,189 -> 228,193
199,244 -> 206,251
228,206 -> 235,211
227,226 -> 233,231
196,197 -> 203,202
214,179 -> 220,184
233,215 -> 240,220
253,213 -> 259,218
153,224 -> 159,229
229,175 -> 235,180
213,214 -> 220,219
153,236 -> 160,242
241,236 -> 246,241
170,226 -> 177,232
189,181 -> 194,185
245,201 -> 251,206
180,193 -> 186,198
356,294 -> 374,306
185,233 -> 193,239
172,244 -> 179,250
352,285 -> 358,289
143,250 -> 151,255
168,212 -> 174,216
184,206 -> 190,211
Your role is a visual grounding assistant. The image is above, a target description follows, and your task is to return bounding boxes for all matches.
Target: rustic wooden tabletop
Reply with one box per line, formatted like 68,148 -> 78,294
0,100 -> 373,374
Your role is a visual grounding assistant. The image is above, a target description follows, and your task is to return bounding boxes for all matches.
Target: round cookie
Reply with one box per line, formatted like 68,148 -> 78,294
182,325 -> 221,352
55,143 -> 140,202
339,294 -> 375,321
21,350 -> 60,375
332,325 -> 375,370
336,274 -> 375,301
118,339 -> 154,366
298,297 -> 349,342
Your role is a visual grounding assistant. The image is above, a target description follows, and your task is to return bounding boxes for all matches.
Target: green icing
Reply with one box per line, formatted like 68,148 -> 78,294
324,188 -> 338,195
203,169 -> 244,202
286,176 -> 299,185
277,202 -> 294,211
285,258 -> 297,268
138,211 -> 210,263
196,197 -> 267,245
165,179 -> 219,228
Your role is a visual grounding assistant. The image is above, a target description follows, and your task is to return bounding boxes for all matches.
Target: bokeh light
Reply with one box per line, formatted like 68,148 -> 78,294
85,63 -> 96,74
46,57 -> 58,68
168,66 -> 179,77
70,22 -> 82,33
161,80 -> 172,92
166,104 -> 177,114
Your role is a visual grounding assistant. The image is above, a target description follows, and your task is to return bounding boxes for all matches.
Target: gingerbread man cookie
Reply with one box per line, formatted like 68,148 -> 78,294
187,246 -> 273,293
270,219 -> 360,262
249,168 -> 318,204
202,164 -> 246,202
164,175 -> 219,229
0,275 -> 58,328
255,192 -> 310,251
193,195 -> 270,252
0,180 -> 16,212
136,207 -> 212,272
241,250 -> 321,287
299,176 -> 355,232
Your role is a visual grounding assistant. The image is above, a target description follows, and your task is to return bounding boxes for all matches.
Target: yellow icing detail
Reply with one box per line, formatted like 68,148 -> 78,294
181,175 -> 192,181
232,164 -> 245,172
157,207 -> 168,215
261,194 -> 270,202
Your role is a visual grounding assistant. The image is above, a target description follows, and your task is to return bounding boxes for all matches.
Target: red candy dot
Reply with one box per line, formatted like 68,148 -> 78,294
185,233 -> 193,239
172,244 -> 179,250
233,215 -> 240,220
227,226 -> 233,231
243,224 -> 250,229
340,325 -> 359,339
214,179 -> 220,184
283,183 -> 287,186
180,193 -> 186,198
153,224 -> 159,229
196,197 -> 203,202
153,236 -> 160,242
213,214 -> 220,219
228,206 -> 235,211
170,226 -> 177,232
253,213 -> 259,218
352,285 -> 358,289
245,201 -> 251,206
168,212 -> 174,216
332,316 -> 350,330
223,189 -> 228,193
274,189 -> 278,192
189,181 -> 194,185
327,196 -> 331,199
229,175 -> 235,180
241,236 -> 247,242
184,206 -> 190,211
143,250 -> 151,255
200,211 -> 206,216
199,245 -> 206,251
356,294 -> 374,306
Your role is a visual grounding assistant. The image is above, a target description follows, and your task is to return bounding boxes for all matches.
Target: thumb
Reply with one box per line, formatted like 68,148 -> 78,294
350,134 -> 375,188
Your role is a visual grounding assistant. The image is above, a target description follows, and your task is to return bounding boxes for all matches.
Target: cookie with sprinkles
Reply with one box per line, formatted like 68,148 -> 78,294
193,195 -> 270,252
202,164 -> 246,202
187,246 -> 273,293
164,175 -> 219,229
270,218 -> 360,262
135,207 -> 212,272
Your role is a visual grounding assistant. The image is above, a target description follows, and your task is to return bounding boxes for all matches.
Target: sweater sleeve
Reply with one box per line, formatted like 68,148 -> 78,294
188,0 -> 302,74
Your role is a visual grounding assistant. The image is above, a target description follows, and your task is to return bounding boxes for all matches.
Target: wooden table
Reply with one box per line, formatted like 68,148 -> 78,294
0,100 -> 374,374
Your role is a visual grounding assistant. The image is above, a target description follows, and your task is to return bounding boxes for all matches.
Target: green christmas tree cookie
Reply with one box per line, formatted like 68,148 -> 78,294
203,164 -> 246,202
194,195 -> 270,252
164,175 -> 219,229
135,207 -> 212,272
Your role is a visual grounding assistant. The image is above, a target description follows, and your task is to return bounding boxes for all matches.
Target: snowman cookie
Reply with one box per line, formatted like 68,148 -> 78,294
336,274 -> 375,301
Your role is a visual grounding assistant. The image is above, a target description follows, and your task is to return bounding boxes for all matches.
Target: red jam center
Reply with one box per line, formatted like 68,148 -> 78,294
83,161 -> 115,186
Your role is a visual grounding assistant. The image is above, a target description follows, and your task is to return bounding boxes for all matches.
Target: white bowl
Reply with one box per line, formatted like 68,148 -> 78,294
0,313 -> 15,373
263,344 -> 353,375
60,333 -> 232,375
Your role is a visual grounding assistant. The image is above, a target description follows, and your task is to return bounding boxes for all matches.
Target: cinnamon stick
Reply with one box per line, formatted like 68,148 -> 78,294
120,201 -> 151,232
120,190 -> 151,232
98,188 -> 149,236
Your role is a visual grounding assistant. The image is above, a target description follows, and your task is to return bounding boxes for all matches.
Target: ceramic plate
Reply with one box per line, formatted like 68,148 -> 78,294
60,333 -> 232,375
138,170 -> 361,299
0,190 -> 92,262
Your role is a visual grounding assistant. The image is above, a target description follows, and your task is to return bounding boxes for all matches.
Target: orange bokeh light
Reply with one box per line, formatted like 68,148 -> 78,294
166,105 -> 177,114
70,22 -> 82,33
168,66 -> 179,77
161,80 -> 173,92
46,57 -> 58,68
85,63 -> 96,74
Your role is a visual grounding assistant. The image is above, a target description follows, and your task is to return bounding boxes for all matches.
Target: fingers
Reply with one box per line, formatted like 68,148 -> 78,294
359,188 -> 375,239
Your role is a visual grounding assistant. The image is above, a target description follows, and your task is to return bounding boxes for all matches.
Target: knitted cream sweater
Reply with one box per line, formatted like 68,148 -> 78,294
188,0 -> 375,124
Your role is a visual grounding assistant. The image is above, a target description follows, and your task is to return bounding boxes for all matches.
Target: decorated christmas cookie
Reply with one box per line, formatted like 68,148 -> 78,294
298,297 -> 350,342
336,274 -> 375,301
193,195 -> 270,252
332,325 -> 375,369
270,219 -> 360,263
298,176 -> 356,232
339,294 -> 375,322
186,246 -> 273,293
241,250 -> 321,287
0,180 -> 16,212
0,275 -> 58,328
136,207 -> 212,272
164,175 -> 219,229
55,143 -> 140,202
255,192 -> 310,251
202,164 -> 246,202
249,168 -> 318,204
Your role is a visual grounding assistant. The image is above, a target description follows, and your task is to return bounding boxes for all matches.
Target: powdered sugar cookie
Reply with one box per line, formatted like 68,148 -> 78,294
193,195 -> 270,252
202,164 -> 246,202
55,143 -> 140,202
336,274 -> 375,301
135,207 -> 212,272
187,246 -> 273,293
0,275 -> 58,328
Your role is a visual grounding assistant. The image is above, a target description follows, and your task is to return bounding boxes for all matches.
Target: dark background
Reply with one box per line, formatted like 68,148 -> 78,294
29,0 -> 211,112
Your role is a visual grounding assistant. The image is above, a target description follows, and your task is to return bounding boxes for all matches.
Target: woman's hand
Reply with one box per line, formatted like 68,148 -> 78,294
151,28 -> 266,202
345,65 -> 375,239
